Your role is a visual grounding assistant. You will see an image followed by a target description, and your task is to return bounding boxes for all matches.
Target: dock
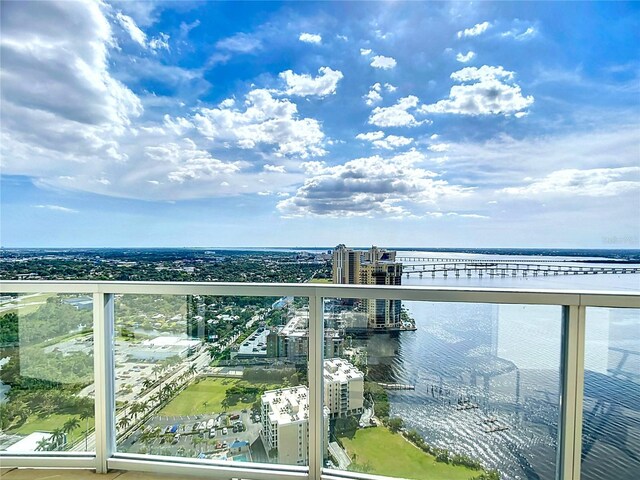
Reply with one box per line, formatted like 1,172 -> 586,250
378,383 -> 415,390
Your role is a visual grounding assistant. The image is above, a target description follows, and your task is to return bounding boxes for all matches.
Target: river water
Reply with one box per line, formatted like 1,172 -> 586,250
355,252 -> 640,480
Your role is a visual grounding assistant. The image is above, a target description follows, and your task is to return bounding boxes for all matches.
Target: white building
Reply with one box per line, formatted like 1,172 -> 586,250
323,358 -> 364,419
126,336 -> 200,361
5,432 -> 57,452
260,360 -> 363,464
260,386 -> 329,466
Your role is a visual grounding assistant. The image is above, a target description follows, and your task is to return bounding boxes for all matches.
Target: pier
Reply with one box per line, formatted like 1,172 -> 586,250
402,261 -> 640,278
378,382 -> 416,390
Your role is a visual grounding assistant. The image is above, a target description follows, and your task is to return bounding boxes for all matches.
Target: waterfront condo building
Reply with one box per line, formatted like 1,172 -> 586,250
360,260 -> 403,329
323,358 -> 364,419
332,245 -> 403,330
332,244 -> 361,284
260,386 -> 329,466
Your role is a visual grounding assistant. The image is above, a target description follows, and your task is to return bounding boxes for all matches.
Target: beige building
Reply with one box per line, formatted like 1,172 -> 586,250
323,358 -> 364,419
332,244 -> 403,330
360,261 -> 403,329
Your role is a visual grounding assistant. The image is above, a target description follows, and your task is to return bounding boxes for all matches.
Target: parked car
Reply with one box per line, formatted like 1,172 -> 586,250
222,427 -> 228,435
209,429 -> 216,438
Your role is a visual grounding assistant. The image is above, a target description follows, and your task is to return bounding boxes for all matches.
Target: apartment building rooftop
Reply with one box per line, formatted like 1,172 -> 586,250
262,386 -> 310,425
323,358 -> 364,383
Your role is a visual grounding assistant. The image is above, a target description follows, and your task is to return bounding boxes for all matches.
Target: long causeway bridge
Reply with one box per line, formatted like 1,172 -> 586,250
401,261 -> 640,278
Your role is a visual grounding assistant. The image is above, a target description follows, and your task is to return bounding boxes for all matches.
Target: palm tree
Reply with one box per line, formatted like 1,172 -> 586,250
118,415 -> 131,431
130,402 -> 143,420
36,438 -> 52,452
79,409 -> 92,451
63,417 -> 80,435
50,428 -> 66,449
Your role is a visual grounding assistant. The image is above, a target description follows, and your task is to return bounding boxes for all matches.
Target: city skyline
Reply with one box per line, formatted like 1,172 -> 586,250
1,1 -> 639,248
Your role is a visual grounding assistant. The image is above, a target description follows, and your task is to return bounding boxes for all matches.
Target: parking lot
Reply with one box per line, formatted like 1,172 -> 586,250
120,408 -> 264,461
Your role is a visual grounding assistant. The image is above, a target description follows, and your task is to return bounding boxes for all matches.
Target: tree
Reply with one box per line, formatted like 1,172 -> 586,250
36,438 -> 52,452
50,428 -> 66,449
63,417 -> 80,435
387,417 -> 404,433
79,409 -> 92,451
118,415 -> 131,431
130,402 -> 143,420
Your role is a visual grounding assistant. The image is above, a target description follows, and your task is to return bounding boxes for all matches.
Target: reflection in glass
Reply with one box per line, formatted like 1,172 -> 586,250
324,299 -> 562,480
0,293 -> 95,453
113,294 -> 309,467
582,308 -> 640,480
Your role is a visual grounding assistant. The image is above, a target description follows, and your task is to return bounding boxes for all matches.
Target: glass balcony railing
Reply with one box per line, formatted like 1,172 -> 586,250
0,281 -> 638,480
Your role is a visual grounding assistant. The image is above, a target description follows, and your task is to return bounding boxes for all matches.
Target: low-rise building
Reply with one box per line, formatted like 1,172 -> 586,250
5,432 -> 59,452
126,336 -> 200,361
260,386 -> 329,466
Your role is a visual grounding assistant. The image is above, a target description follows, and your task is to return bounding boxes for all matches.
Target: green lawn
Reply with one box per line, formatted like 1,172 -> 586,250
159,378 -> 255,416
12,413 -> 95,447
309,278 -> 332,283
1,293 -> 55,315
339,426 -> 478,480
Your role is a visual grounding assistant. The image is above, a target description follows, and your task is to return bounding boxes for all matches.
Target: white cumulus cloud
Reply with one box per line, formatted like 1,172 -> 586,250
456,51 -> 476,63
360,48 -> 372,56
502,26 -> 537,41
277,150 -> 471,217
193,88 -> 326,158
263,164 -> 287,173
364,83 -> 383,105
356,131 -> 385,142
279,66 -> 343,97
371,55 -> 397,69
420,65 -> 533,116
369,96 -> 426,127
457,21 -> 491,38
299,32 -> 322,44
356,131 -> 412,150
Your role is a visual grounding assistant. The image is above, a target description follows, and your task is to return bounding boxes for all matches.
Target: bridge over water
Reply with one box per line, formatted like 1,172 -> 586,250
402,261 -> 640,278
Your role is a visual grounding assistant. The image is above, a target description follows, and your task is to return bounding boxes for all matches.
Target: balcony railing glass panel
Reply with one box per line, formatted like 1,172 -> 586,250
581,307 -> 640,480
0,292 -> 95,454
113,293 -> 310,469
322,299 -> 563,480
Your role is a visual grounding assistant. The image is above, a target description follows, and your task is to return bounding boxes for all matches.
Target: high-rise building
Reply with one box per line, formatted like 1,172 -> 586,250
274,309 -> 344,363
360,259 -> 403,329
332,244 -> 360,284
332,245 -> 403,330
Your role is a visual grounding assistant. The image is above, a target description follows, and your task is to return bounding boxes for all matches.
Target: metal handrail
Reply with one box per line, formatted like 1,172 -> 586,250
1,280 -> 638,480
1,280 -> 638,307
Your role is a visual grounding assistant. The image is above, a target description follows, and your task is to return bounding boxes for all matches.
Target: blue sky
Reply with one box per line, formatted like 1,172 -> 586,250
1,1 -> 638,248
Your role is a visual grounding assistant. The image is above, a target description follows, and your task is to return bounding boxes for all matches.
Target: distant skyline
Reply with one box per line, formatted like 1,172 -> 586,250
1,1 -> 639,248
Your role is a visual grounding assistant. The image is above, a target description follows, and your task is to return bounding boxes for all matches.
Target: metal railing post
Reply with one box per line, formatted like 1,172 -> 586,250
93,292 -> 115,473
558,305 -> 586,480
308,293 -> 324,480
